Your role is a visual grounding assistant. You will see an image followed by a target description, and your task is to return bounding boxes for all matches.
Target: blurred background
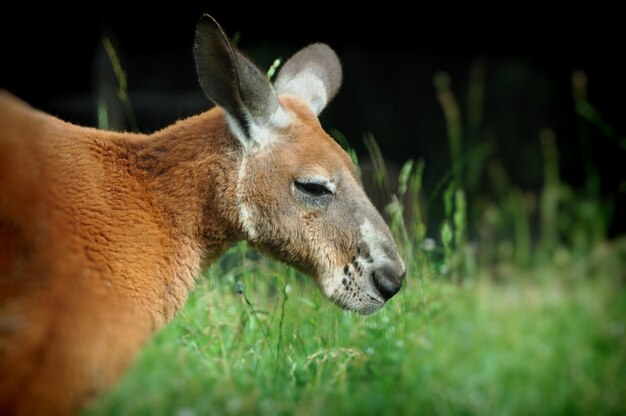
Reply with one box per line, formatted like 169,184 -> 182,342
2,5 -> 625,238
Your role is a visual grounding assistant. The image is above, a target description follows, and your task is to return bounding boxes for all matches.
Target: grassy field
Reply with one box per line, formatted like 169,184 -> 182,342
85,56 -> 626,414
85,238 -> 626,415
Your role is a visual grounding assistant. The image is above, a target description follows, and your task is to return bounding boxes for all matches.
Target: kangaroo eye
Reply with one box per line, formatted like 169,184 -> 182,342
294,180 -> 333,197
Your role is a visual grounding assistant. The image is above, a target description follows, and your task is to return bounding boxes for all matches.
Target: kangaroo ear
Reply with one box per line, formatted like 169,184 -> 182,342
274,43 -> 342,115
193,15 -> 290,149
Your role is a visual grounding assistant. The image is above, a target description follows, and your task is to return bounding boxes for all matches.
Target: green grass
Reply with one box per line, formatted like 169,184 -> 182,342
85,238 -> 626,415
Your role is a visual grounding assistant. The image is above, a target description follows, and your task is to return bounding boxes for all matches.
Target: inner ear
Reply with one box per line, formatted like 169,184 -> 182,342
274,43 -> 343,115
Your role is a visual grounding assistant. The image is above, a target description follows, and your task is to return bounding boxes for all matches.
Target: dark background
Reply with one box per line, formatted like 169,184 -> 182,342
2,5 -> 625,235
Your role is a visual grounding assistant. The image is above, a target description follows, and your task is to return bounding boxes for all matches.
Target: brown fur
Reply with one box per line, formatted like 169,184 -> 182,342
0,90 -> 359,414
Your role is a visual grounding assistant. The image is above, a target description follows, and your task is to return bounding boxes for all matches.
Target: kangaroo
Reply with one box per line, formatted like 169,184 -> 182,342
0,15 -> 405,415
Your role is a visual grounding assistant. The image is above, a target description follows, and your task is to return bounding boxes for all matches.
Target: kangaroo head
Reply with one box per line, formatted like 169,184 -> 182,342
194,15 -> 405,314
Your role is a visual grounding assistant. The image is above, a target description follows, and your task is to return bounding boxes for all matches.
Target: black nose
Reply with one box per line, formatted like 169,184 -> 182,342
372,267 -> 405,301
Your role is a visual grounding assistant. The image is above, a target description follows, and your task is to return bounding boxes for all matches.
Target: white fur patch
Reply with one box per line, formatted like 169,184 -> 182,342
359,220 -> 406,276
236,158 -> 257,239
359,220 -> 387,265
269,104 -> 292,129
226,105 -> 291,153
320,271 -> 343,299
277,70 -> 328,115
